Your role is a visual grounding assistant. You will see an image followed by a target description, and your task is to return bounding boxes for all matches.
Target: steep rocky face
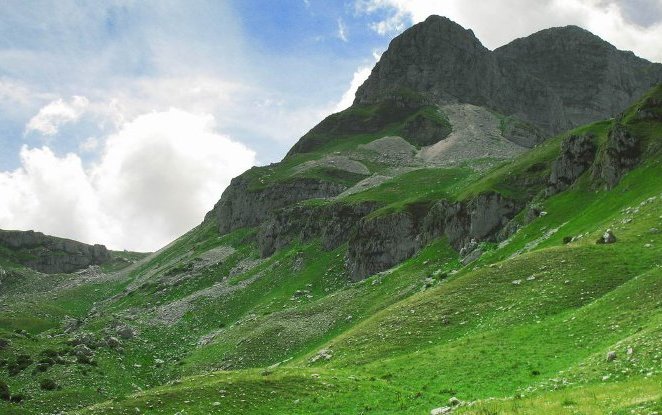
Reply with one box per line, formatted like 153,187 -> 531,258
257,201 -> 377,257
548,134 -> 597,194
207,174 -> 348,235
346,192 -> 521,280
0,230 -> 110,274
346,210 -> 424,281
423,192 -> 521,250
596,123 -> 641,188
355,16 -> 662,135
355,16 -> 501,109
495,26 -> 662,129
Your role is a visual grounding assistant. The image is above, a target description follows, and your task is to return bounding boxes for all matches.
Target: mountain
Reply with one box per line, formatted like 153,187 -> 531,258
355,15 -> 662,134
1,16 -> 662,415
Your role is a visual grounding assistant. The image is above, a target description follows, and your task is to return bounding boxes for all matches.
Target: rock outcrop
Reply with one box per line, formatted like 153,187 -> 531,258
355,16 -> 662,135
347,208 -> 426,281
0,230 -> 110,274
346,192 -> 521,280
596,123 -> 641,188
548,134 -> 597,194
207,174 -> 348,235
257,201 -> 377,257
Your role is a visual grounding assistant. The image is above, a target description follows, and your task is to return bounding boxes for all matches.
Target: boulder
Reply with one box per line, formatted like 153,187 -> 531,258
597,229 -> 617,244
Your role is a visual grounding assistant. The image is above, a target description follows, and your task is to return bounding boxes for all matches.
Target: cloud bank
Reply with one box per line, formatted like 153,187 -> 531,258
0,108 -> 255,251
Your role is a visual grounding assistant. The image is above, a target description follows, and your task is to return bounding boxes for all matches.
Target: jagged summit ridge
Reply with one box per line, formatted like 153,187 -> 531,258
355,15 -> 662,134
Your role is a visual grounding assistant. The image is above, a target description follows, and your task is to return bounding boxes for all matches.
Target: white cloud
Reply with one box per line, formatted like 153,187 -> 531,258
25,95 -> 90,136
355,0 -> 662,62
337,18 -> 349,42
0,109 -> 256,251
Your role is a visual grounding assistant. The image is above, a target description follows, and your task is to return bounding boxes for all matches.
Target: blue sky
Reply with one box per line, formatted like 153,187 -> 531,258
1,0 -> 661,251
0,1 -> 388,169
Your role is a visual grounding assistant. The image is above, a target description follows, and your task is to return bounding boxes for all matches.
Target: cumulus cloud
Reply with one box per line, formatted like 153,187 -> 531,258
25,95 -> 89,136
355,0 -> 662,62
0,109 -> 256,251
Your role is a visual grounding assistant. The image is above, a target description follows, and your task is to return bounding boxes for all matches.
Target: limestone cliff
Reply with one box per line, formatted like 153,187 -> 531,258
0,229 -> 110,274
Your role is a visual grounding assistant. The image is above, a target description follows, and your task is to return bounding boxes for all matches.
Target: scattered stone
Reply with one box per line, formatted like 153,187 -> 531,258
310,349 -> 333,363
448,396 -> 462,406
117,324 -> 137,340
73,344 -> 94,358
431,407 -> 453,415
291,289 -> 311,299
62,317 -> 82,333
71,332 -> 98,347
512,279 -> 522,285
596,229 -> 616,244
606,351 -> 617,362
106,336 -> 122,349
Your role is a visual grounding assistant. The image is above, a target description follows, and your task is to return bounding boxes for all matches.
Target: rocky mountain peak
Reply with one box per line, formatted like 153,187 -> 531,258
354,15 -> 496,108
354,15 -> 662,135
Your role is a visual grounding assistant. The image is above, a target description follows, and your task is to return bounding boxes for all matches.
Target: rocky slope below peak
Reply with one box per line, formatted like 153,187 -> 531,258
0,229 -> 110,274
355,15 -> 662,135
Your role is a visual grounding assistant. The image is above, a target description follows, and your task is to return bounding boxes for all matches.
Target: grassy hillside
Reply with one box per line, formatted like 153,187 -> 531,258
1,85 -> 661,414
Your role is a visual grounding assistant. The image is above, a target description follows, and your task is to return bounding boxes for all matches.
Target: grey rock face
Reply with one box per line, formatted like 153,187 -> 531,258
548,134 -> 597,194
207,173 -> 348,235
423,192 -> 521,250
0,229 -> 110,274
495,26 -> 662,130
596,123 -> 641,188
257,201 -> 377,257
356,16 -> 503,109
347,211 -> 424,281
355,16 -> 662,135
345,192 -> 520,280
